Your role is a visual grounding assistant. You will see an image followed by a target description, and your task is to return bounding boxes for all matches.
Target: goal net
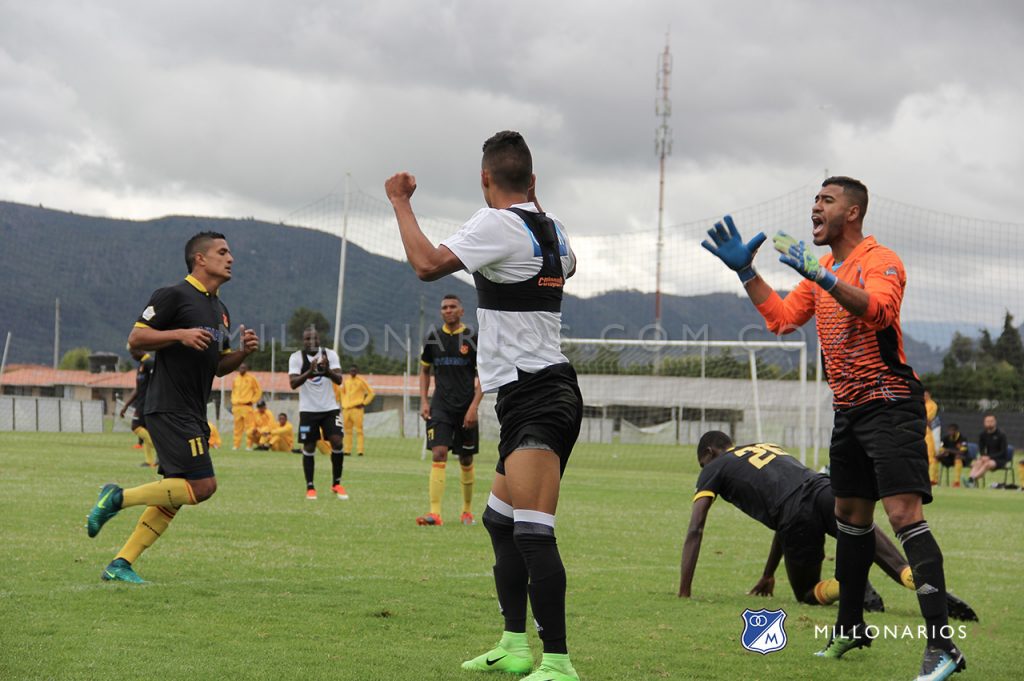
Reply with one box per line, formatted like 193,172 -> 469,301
560,337 -> 822,466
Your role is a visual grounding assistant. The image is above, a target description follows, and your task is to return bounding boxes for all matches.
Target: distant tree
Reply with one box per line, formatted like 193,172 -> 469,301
926,320 -> 1024,408
58,347 -> 91,370
704,349 -> 747,379
945,332 -> 975,368
992,312 -> 1024,373
978,329 -> 994,357
287,307 -> 330,347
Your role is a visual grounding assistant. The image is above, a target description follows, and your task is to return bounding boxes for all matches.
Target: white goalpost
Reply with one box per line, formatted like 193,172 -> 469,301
561,337 -> 818,465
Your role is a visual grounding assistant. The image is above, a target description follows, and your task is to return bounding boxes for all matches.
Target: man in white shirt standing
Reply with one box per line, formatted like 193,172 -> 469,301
386,130 -> 583,681
288,327 -> 348,500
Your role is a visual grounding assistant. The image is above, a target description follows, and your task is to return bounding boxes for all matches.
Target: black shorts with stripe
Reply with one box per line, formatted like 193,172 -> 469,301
494,363 -> 583,477
426,406 -> 479,456
298,409 -> 343,445
146,412 -> 214,480
829,397 -> 932,503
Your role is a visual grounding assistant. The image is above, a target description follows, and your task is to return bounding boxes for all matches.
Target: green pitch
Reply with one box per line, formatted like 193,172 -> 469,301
0,433 -> 1019,680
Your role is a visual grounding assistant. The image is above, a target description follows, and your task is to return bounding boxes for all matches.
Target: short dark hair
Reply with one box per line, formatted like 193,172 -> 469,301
983,413 -> 996,420
482,130 -> 532,193
697,430 -> 733,457
948,423 -> 959,430
442,294 -> 461,303
822,176 -> 868,219
185,231 -> 226,273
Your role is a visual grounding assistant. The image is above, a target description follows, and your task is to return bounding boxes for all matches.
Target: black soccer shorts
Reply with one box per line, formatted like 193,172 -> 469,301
426,407 -> 479,456
829,398 -> 932,503
493,363 -> 583,477
298,409 -> 343,447
146,412 -> 214,480
778,475 -> 834,566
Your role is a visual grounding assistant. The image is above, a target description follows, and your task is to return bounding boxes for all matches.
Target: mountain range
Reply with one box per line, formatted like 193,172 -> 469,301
0,201 -> 946,374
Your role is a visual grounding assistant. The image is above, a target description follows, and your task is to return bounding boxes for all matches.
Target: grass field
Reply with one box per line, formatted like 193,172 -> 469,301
1,432 -> 1020,680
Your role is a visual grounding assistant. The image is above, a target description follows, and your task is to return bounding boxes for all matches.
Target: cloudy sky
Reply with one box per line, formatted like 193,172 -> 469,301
3,1 -> 1022,336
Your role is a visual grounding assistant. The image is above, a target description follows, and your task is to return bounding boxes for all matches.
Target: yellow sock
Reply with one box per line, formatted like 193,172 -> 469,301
1018,461 -> 1024,483
116,505 -> 178,564
953,458 -> 963,483
122,478 -> 196,508
134,426 -> 156,467
460,464 -> 475,514
900,566 -> 916,590
317,439 -> 331,455
928,457 -> 939,485
429,462 -> 446,516
813,578 -> 840,605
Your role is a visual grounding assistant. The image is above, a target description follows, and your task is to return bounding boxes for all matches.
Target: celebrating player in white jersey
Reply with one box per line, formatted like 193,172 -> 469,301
288,328 -> 347,500
386,130 -> 583,681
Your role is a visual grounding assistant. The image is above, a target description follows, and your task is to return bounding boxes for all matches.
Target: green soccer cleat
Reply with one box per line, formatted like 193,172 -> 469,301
520,654 -> 579,681
101,558 -> 146,584
814,628 -> 871,659
86,483 -> 123,538
461,645 -> 533,674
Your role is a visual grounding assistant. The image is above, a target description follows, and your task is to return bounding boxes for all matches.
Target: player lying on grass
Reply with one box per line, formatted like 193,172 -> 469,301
678,431 -> 977,623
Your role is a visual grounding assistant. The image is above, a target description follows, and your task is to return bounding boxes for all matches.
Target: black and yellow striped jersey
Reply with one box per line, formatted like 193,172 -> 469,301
692,443 -> 819,530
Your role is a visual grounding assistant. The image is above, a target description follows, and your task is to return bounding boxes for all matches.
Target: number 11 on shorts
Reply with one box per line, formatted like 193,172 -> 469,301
188,437 -> 206,457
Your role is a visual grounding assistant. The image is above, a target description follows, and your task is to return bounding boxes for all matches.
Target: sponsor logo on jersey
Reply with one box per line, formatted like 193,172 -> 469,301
142,306 -> 156,320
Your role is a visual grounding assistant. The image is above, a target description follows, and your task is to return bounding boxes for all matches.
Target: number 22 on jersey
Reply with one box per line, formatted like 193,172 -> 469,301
733,444 -> 787,470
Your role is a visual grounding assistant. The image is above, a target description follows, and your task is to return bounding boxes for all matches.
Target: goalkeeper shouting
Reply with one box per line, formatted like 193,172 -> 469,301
702,177 -> 966,681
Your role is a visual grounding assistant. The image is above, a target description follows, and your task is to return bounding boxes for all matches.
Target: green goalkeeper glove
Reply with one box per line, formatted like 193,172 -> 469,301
773,232 -> 838,291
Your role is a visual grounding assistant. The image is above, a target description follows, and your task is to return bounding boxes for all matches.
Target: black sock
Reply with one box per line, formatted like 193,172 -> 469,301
513,521 -> 567,654
302,453 -> 315,488
331,450 -> 344,486
483,507 -> 527,633
897,520 -> 951,649
835,519 -> 875,636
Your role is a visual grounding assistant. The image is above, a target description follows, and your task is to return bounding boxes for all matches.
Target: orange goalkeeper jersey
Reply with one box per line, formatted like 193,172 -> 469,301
755,236 -> 921,409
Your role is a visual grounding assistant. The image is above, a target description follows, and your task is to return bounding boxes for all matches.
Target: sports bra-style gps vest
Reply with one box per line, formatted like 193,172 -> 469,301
472,207 -> 565,313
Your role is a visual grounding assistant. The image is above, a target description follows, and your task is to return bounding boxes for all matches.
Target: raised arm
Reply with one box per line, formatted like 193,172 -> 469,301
385,172 -> 465,281
702,216 -> 815,334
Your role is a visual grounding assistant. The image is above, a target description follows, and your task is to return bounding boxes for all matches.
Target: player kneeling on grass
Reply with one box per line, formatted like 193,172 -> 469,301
679,431 -> 978,625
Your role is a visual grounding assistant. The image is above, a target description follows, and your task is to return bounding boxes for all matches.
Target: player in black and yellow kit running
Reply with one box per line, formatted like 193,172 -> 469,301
417,294 -> 483,526
85,231 -> 259,583
678,431 -> 977,623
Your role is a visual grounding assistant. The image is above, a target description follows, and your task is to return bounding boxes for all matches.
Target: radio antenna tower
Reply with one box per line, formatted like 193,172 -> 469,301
654,32 -> 672,333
